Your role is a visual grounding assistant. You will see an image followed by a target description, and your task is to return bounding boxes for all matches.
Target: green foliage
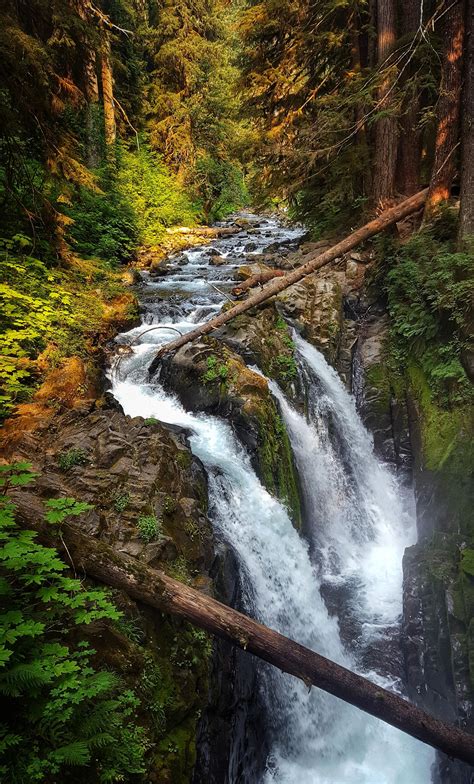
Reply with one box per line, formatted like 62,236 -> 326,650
57,448 -> 89,471
137,515 -> 162,543
67,184 -> 139,266
271,353 -> 297,382
203,355 -> 229,384
0,237 -> 128,419
384,227 -> 473,403
117,146 -> 199,245
194,155 -> 248,221
112,492 -> 131,513
0,464 -> 148,782
44,498 -> 94,526
0,243 -> 74,416
461,549 -> 474,578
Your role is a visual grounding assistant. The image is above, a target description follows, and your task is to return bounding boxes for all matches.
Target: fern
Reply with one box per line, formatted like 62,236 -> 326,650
0,464 -> 148,781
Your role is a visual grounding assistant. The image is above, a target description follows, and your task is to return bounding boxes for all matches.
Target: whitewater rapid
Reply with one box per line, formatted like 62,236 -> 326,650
110,214 -> 434,783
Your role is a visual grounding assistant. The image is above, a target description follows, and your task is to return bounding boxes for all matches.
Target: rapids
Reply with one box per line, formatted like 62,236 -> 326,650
109,213 -> 434,783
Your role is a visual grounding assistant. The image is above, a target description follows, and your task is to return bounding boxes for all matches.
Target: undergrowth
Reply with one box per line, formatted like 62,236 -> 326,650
0,463 -> 148,782
382,219 -> 473,406
0,235 -> 134,419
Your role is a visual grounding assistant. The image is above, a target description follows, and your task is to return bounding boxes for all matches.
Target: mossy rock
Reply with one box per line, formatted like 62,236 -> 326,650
161,337 -> 302,527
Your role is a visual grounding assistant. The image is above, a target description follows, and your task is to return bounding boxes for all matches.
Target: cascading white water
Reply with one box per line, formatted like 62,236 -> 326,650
109,213 -> 434,783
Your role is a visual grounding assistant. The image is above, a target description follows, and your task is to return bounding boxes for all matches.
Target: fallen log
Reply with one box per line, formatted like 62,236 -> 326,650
148,189 -> 428,375
18,508 -> 474,767
167,226 -> 241,238
232,269 -> 285,297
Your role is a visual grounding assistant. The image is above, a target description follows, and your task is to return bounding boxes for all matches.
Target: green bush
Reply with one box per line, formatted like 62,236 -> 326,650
384,228 -> 473,403
194,155 -> 248,222
57,448 -> 89,471
0,463 -> 148,782
117,146 -> 199,245
138,515 -> 162,543
67,185 -> 138,265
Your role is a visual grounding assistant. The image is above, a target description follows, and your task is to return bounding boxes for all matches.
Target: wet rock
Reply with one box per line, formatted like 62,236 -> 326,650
345,259 -> 359,279
121,267 -> 142,286
277,272 -> 344,366
7,406 -> 212,570
209,255 -> 227,266
150,260 -> 172,277
160,337 -> 302,528
193,544 -> 269,784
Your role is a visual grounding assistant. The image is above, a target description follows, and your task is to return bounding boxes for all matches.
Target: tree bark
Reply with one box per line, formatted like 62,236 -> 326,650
84,49 -> 101,167
148,189 -> 428,373
373,0 -> 398,208
397,0 -> 421,195
100,28 -> 116,148
16,511 -> 474,768
458,0 -> 474,247
424,0 -> 465,217
232,269 -> 285,297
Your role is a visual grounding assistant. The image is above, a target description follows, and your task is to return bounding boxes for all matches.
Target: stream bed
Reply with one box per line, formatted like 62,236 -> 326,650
110,214 -> 434,783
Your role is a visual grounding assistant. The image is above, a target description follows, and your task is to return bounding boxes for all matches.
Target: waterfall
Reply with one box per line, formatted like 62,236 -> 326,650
109,213 -> 434,783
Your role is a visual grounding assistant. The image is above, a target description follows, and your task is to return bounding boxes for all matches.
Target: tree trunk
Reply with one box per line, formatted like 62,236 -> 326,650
424,0 -> 465,217
148,189 -> 428,372
458,0 -> 474,247
372,0 -> 398,208
232,269 -> 285,297
397,0 -> 421,195
84,49 -> 101,168
100,29 -> 116,148
15,510 -> 474,768
350,6 -> 371,196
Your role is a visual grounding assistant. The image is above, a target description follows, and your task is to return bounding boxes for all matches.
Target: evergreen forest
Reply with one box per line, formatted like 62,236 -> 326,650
0,1 -> 473,783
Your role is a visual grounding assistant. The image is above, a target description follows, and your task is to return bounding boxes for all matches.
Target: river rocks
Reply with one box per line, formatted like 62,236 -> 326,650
121,267 -> 143,285
150,259 -> 172,276
209,255 -> 227,266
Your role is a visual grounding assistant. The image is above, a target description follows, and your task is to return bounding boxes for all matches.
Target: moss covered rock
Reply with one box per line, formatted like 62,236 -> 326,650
160,337 -> 302,527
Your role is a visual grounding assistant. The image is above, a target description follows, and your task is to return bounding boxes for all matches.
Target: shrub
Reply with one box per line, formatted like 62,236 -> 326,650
67,185 -> 138,265
0,463 -> 148,782
138,515 -> 162,543
117,146 -> 199,246
57,448 -> 89,471
203,355 -> 229,384
384,228 -> 473,403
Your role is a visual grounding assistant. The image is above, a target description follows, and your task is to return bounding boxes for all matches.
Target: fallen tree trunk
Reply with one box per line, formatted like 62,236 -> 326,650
149,189 -> 428,375
20,510 -> 474,767
232,269 -> 285,297
167,226 -> 241,238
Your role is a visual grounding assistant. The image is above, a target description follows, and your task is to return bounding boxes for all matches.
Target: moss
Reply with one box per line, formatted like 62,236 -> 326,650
176,449 -> 192,469
135,617 -> 211,783
254,398 -> 302,528
407,362 -> 473,473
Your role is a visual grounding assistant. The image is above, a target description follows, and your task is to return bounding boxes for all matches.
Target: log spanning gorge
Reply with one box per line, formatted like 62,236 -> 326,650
110,215 -> 436,782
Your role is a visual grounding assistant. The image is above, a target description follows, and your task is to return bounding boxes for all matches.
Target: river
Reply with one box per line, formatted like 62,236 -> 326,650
110,213 -> 434,783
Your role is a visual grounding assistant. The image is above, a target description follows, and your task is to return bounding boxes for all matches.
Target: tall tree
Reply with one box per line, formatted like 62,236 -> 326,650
424,0 -> 465,217
100,27 -> 116,149
397,0 -> 421,195
372,0 -> 398,207
458,0 -> 474,246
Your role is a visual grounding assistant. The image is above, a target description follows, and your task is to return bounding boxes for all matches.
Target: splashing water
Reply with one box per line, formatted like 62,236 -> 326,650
109,213 -> 434,783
